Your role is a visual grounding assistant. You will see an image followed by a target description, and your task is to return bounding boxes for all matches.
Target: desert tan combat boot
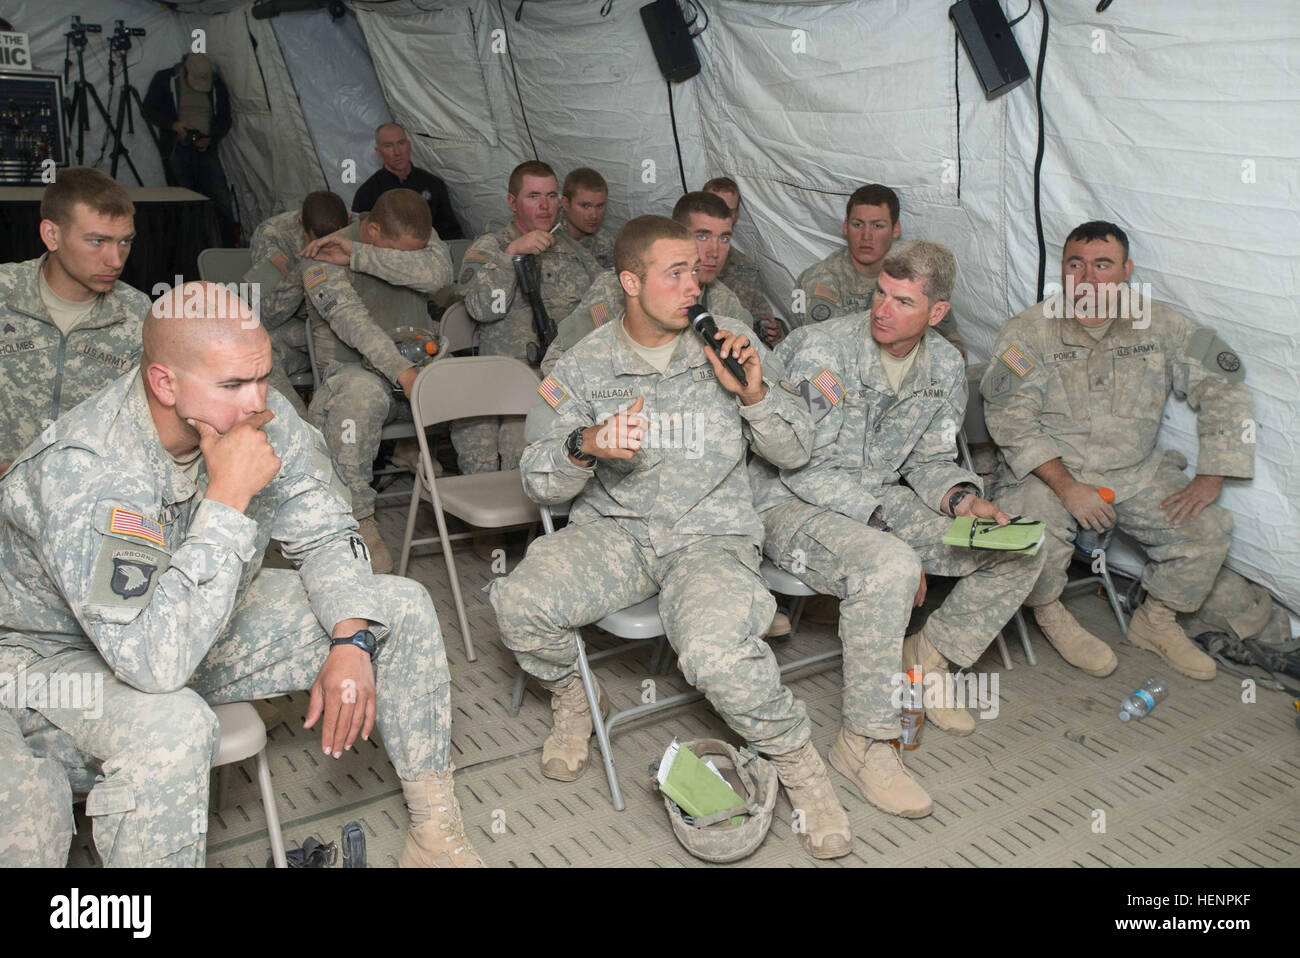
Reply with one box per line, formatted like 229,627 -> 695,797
767,741 -> 853,860
828,728 -> 932,818
766,611 -> 791,638
356,516 -> 393,575
541,675 -> 609,781
399,765 -> 486,867
1032,600 -> 1118,677
902,630 -> 975,736
1126,597 -> 1217,680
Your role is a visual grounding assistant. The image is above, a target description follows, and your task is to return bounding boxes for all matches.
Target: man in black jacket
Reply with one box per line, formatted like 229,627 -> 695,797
143,53 -> 236,245
351,123 -> 463,240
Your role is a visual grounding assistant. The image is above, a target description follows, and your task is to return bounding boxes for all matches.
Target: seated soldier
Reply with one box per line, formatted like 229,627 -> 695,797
797,184 -> 963,354
703,175 -> 783,346
0,167 -> 148,478
541,191 -> 753,376
301,189 -> 453,574
983,221 -> 1255,680
489,215 -> 855,860
755,242 -> 1044,800
456,161 -> 600,475
241,190 -> 350,418
561,167 -> 616,269
0,282 -> 480,868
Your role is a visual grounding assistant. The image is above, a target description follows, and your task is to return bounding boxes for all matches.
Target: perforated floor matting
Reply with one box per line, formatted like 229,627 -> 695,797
68,504 -> 1300,868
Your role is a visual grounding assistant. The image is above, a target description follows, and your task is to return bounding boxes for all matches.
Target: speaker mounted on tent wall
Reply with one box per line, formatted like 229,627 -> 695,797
950,0 -> 1030,98
641,0 -> 701,82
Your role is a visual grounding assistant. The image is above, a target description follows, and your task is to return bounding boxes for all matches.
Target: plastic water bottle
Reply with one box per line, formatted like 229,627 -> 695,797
1074,487 -> 1116,558
896,667 -> 924,750
1119,677 -> 1168,722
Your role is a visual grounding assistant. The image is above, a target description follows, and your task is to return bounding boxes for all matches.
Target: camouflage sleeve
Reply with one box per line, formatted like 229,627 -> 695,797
518,360 -> 597,505
36,459 -> 258,694
980,325 -> 1063,482
349,240 -> 453,295
773,337 -> 884,526
735,325 -> 813,470
1171,318 -> 1255,479
244,256 -> 303,333
731,262 -> 771,319
543,274 -> 617,375
458,235 -> 517,324
794,267 -> 834,329
898,368 -> 982,510
303,263 -> 412,384
270,408 -> 390,633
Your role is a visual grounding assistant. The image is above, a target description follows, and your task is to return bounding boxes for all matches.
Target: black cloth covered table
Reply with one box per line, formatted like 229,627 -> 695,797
0,186 -> 221,296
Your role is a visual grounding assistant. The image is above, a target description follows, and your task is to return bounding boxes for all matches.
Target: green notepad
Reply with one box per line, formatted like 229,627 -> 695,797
942,516 -> 1045,555
656,740 -> 747,826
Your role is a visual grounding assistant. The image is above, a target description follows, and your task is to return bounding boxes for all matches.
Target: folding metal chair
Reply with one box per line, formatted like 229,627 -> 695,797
196,247 -> 252,285
438,301 -> 479,355
398,356 -> 542,661
447,238 -> 473,278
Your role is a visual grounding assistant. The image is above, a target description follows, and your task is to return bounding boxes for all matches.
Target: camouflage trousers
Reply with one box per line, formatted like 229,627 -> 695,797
0,711 -> 75,866
450,416 -> 525,475
992,452 -> 1231,612
488,519 -> 811,756
268,337 -> 310,419
762,502 -> 922,740
308,363 -> 412,519
0,572 -> 450,867
882,485 -> 1045,667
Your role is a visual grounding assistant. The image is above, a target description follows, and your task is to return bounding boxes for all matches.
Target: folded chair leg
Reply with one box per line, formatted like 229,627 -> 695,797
398,471 -> 423,577
578,637 -> 624,811
509,670 -> 527,716
994,631 -> 1014,670
1014,609 -> 1036,666
256,749 -> 288,869
433,496 -> 477,662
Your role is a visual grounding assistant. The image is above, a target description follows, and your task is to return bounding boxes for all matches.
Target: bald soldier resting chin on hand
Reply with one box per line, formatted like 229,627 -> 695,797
0,282 -> 481,868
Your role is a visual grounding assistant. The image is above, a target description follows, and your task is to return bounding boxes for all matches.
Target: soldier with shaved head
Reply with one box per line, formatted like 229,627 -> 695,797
0,282 -> 481,868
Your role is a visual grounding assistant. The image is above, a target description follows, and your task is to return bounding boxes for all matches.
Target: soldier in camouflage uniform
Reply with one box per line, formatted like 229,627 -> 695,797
561,167 -> 616,269
796,184 -> 964,355
541,193 -> 753,376
982,221 -> 1255,681
489,216 -> 854,860
300,189 -> 452,573
703,176 -> 783,346
0,167 -> 148,476
0,283 -> 481,869
754,243 -> 1042,813
241,191 -> 351,418
456,161 -> 599,474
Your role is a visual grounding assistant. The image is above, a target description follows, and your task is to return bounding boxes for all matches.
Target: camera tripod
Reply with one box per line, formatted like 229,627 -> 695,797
100,23 -> 148,183
62,17 -> 142,185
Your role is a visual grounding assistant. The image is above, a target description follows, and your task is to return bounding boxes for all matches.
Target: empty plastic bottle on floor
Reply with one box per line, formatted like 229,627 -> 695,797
895,667 -> 924,750
1119,677 -> 1168,722
1074,487 -> 1116,558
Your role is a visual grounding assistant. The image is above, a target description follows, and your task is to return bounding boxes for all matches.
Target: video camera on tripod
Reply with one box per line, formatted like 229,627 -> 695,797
109,20 -> 147,55
64,16 -> 102,45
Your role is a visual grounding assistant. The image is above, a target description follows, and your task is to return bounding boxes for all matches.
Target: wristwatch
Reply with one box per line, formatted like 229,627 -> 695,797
331,628 -> 380,661
946,485 -> 976,517
565,426 -> 595,465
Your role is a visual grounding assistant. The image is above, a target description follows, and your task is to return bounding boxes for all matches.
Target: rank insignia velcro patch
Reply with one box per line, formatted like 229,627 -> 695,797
1000,344 -> 1034,377
304,264 -> 328,290
109,508 -> 165,547
590,302 -> 611,327
813,369 -> 845,405
538,376 -> 568,408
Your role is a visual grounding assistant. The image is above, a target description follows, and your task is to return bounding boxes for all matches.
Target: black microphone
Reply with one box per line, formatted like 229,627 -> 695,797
688,304 -> 747,387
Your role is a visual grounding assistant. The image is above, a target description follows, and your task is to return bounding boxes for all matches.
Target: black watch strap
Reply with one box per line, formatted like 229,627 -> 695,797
566,426 -> 595,464
331,629 -> 378,661
947,486 -> 976,517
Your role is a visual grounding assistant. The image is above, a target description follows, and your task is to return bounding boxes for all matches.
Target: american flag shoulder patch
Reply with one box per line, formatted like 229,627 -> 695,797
538,376 -> 568,409
463,247 -> 488,263
270,252 -> 291,276
108,507 -> 165,547
590,302 -> 611,327
812,368 -> 845,405
304,264 -> 328,289
1000,344 -> 1034,377
812,283 -> 839,304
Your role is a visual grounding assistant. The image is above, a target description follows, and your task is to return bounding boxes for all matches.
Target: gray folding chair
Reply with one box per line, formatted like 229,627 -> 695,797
438,301 -> 479,355
398,356 -> 542,661
447,238 -> 472,278
196,247 -> 252,285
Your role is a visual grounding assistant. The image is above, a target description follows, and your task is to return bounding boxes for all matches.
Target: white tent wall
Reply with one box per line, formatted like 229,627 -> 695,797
5,1 -> 188,189
178,7 -> 327,229
349,0 -> 1298,613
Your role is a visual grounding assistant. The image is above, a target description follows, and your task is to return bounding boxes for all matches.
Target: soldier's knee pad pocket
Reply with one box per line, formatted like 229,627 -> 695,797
84,777 -> 139,862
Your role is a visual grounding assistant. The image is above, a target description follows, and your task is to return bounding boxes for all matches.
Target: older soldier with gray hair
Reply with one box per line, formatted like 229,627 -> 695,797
490,215 -> 855,860
0,166 -> 148,478
755,241 -> 1044,813
983,221 -> 1255,681
0,282 -> 480,868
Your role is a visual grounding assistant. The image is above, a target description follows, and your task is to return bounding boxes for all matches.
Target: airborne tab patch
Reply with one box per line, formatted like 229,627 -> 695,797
538,376 -> 568,408
108,508 -> 165,547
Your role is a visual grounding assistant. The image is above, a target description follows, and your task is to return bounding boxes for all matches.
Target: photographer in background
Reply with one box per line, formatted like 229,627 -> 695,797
143,52 -> 235,244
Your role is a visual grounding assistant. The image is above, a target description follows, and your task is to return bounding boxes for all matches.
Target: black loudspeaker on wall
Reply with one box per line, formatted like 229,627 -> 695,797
950,0 -> 1031,98
641,0 -> 701,82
